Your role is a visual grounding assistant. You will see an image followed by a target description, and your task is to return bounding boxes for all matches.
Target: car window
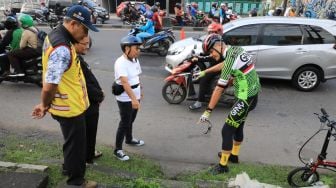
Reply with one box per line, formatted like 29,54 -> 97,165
83,0 -> 97,8
223,24 -> 260,46
302,25 -> 335,44
261,24 -> 302,45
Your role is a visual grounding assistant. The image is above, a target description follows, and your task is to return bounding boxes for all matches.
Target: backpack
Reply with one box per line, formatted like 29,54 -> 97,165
25,27 -> 47,52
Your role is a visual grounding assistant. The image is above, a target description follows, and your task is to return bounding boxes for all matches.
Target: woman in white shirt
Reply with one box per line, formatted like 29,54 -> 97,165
113,35 -> 144,161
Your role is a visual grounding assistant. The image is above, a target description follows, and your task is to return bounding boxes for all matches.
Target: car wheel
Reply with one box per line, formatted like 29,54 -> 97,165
192,62 -> 206,83
292,66 -> 321,91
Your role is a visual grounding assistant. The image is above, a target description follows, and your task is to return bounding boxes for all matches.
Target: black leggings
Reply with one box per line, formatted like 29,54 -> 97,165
221,95 -> 258,150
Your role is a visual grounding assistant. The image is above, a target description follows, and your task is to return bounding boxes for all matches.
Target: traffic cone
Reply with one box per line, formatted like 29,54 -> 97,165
180,27 -> 186,40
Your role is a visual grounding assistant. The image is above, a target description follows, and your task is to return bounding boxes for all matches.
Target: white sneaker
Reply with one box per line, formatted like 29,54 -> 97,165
126,138 -> 145,146
114,150 -> 129,161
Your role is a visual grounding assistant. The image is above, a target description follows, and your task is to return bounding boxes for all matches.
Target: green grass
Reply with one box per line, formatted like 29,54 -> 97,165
0,134 -> 164,187
0,133 -> 335,187
176,162 -> 336,187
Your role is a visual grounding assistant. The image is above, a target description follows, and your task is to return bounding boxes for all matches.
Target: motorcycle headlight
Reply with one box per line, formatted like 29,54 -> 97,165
169,46 -> 185,55
93,12 -> 98,16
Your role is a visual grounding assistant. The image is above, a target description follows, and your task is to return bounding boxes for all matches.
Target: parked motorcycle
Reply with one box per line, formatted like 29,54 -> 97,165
162,51 -> 235,105
170,14 -> 194,27
128,27 -> 175,56
33,9 -> 62,29
0,54 -> 42,87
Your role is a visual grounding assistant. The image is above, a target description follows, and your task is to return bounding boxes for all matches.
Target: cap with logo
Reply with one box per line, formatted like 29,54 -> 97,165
66,5 -> 99,32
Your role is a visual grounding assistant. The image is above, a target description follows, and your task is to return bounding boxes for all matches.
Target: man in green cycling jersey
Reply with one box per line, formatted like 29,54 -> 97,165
198,34 -> 260,174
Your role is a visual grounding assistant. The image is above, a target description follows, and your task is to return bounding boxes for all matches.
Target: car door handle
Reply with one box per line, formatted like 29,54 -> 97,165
295,48 -> 308,54
246,51 -> 257,55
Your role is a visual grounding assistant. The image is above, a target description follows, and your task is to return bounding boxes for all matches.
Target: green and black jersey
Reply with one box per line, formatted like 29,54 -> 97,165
218,46 -> 260,100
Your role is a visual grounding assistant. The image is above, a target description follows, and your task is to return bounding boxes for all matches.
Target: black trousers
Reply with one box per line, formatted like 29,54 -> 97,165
176,16 -> 183,26
198,72 -> 219,102
115,101 -> 138,151
7,47 -> 40,73
85,103 -> 99,163
52,113 -> 86,186
0,54 -> 10,73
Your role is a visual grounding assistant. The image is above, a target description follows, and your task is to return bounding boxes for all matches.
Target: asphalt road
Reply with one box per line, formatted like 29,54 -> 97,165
0,28 -> 336,169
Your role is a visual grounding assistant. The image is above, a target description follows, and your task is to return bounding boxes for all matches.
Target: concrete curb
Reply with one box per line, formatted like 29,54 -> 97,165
0,161 -> 48,172
0,161 -> 49,188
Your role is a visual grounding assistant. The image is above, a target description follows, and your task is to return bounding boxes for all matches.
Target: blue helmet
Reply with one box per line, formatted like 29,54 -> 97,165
145,10 -> 153,19
120,35 -> 142,52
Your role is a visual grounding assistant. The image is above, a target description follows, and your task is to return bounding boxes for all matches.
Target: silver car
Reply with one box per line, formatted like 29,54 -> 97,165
165,17 -> 336,91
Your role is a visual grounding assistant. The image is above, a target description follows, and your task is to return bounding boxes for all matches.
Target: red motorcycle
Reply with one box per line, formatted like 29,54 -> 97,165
162,52 -> 235,105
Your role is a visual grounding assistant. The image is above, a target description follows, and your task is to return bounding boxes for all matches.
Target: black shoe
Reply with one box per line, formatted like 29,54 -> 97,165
210,164 -> 229,175
229,154 -> 239,163
217,152 -> 239,163
125,138 -> 144,146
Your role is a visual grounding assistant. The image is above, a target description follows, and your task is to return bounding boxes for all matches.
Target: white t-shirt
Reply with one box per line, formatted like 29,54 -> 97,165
114,55 -> 142,102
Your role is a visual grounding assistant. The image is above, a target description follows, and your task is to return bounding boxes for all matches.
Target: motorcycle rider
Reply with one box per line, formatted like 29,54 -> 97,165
174,3 -> 184,26
209,2 -> 220,23
123,2 -> 139,23
189,23 -> 223,110
190,2 -> 198,25
8,14 -> 40,77
138,2 -> 147,15
198,34 -> 260,174
219,3 -> 229,24
40,2 -> 50,21
0,16 -> 23,77
136,11 -> 154,42
151,6 -> 162,33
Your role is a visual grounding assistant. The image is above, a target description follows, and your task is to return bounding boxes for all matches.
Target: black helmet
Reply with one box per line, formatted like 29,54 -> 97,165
202,34 -> 223,54
56,2 -> 61,6
155,2 -> 160,7
212,2 -> 218,8
175,3 -> 181,8
120,35 -> 142,52
4,16 -> 18,30
151,6 -> 158,12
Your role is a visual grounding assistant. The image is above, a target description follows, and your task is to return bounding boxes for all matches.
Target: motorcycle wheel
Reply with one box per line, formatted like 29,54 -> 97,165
157,40 -> 170,56
162,81 -> 187,104
287,167 -> 319,187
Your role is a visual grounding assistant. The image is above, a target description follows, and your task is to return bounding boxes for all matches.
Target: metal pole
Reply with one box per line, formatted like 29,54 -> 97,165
166,0 -> 169,13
